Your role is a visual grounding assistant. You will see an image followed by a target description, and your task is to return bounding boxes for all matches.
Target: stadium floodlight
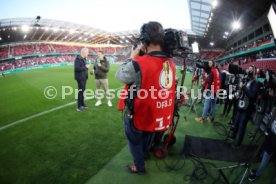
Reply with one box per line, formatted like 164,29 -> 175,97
125,40 -> 129,43
64,36 -> 68,39
223,35 -> 227,39
8,35 -> 10,38
224,31 -> 229,35
69,29 -> 75,34
21,25 -> 30,32
120,40 -> 123,43
3,28 -> 5,31
210,42 -> 214,46
23,35 -> 27,39
45,27 -> 49,31
90,33 -> 94,37
212,0 -> 218,9
12,27 -> 17,31
192,41 -> 199,53
84,32 -> 89,35
0,37 -> 2,40
84,38 -> 88,41
232,21 -> 241,30
53,27 -> 59,32
121,36 -> 125,39
79,37 -> 82,40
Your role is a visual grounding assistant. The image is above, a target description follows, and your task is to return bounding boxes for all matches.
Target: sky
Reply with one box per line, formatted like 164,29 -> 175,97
0,0 -> 191,32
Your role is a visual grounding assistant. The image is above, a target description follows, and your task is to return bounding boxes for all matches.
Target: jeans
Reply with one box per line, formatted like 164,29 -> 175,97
77,80 -> 86,108
232,110 -> 250,146
202,92 -> 216,119
124,115 -> 150,172
256,151 -> 271,176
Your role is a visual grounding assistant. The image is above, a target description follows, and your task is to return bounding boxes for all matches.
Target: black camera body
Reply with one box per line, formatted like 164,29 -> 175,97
195,61 -> 209,71
163,28 -> 191,57
228,64 -> 246,75
135,28 -> 191,58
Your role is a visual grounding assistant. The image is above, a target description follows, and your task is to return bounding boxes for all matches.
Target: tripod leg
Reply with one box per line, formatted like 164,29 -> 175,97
218,169 -> 230,184
239,167 -> 249,184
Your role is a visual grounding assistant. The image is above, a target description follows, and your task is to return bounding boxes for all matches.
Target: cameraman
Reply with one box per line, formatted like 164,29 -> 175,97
115,22 -> 176,174
248,83 -> 276,139
195,60 -> 221,123
222,74 -> 239,117
248,106 -> 276,182
228,65 -> 260,148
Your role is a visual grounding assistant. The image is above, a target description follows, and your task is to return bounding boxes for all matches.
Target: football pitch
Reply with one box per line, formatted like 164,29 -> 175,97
0,65 -> 275,184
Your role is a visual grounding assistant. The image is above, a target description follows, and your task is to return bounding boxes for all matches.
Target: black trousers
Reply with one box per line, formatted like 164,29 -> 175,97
77,80 -> 86,108
232,110 -> 250,146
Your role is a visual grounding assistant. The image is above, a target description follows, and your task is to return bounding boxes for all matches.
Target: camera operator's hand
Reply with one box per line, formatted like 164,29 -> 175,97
85,64 -> 90,68
131,44 -> 144,59
239,82 -> 245,89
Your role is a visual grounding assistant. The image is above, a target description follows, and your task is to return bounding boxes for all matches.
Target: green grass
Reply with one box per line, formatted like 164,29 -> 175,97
0,65 -> 275,184
0,65 -> 125,184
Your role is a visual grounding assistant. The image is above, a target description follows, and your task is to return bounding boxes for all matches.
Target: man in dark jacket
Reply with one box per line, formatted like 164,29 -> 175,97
74,48 -> 89,111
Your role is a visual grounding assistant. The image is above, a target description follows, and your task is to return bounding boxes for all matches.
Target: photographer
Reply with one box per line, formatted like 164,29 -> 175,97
248,81 -> 276,139
195,60 -> 221,123
115,21 -> 176,174
248,106 -> 276,182
222,74 -> 239,117
228,65 -> 260,148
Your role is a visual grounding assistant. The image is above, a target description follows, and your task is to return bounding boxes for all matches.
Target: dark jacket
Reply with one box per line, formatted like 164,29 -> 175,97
93,58 -> 110,79
74,55 -> 88,81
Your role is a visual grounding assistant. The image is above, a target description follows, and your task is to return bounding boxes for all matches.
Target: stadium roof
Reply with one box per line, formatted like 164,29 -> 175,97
0,0 -> 272,49
0,18 -> 141,46
189,0 -> 272,48
0,18 -> 196,47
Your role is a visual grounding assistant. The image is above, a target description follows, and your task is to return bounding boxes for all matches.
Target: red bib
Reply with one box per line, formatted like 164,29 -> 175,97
132,55 -> 176,132
205,68 -> 221,94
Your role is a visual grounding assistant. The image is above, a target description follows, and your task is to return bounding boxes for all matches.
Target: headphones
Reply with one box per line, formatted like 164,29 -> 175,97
139,24 -> 151,47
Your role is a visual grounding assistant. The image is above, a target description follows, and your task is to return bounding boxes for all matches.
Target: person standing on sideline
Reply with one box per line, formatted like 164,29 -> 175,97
116,21 -> 176,173
74,48 -> 89,112
92,51 -> 112,107
195,60 -> 221,123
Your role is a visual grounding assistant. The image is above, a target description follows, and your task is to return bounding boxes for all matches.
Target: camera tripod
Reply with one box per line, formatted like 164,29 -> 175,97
214,133 -> 264,184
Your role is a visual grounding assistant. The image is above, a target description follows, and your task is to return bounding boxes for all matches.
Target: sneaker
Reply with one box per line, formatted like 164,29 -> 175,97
248,172 -> 257,182
107,101 -> 112,107
95,100 -> 102,106
76,107 -> 84,112
195,117 -> 204,123
250,169 -> 256,175
82,105 -> 89,109
207,117 -> 215,123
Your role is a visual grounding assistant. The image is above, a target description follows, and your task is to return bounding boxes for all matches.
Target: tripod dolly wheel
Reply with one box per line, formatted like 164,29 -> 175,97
153,145 -> 168,159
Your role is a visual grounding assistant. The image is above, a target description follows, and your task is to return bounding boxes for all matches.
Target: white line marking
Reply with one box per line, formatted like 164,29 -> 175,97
0,86 -> 124,131
0,101 -> 76,131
